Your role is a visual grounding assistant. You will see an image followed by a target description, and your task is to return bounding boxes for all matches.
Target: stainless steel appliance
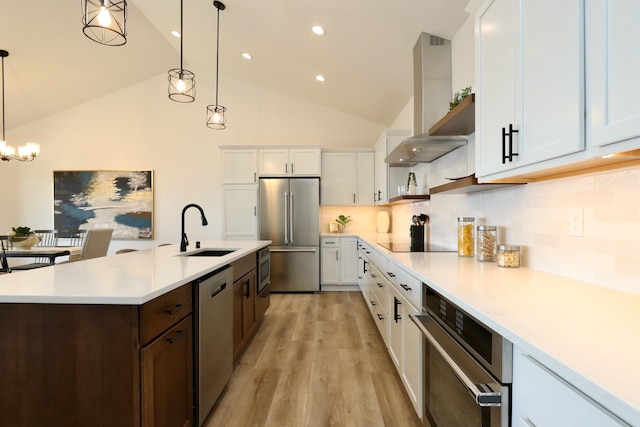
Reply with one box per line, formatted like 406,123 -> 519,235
259,178 -> 320,292
410,284 -> 512,427
193,266 -> 233,426
256,246 -> 271,320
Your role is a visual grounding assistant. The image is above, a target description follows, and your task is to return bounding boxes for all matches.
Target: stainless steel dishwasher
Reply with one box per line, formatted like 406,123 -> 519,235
194,265 -> 233,426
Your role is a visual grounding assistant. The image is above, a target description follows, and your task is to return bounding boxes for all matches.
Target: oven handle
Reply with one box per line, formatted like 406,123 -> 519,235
409,313 -> 502,407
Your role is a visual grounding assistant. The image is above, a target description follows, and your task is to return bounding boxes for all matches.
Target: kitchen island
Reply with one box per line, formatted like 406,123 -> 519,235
0,240 -> 270,427
357,233 -> 639,426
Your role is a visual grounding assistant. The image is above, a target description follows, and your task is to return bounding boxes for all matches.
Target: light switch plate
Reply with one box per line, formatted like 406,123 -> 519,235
569,208 -> 583,237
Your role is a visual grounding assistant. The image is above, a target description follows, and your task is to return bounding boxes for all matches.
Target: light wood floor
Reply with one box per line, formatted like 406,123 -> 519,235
203,291 -> 422,427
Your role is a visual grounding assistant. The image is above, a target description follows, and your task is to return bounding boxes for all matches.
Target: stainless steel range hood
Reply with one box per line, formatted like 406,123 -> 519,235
386,33 -> 468,167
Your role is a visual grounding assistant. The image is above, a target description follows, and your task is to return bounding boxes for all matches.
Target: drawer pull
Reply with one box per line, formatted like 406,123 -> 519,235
370,273 -> 377,278
165,303 -> 185,315
377,313 -> 384,320
370,300 -> 376,306
400,283 -> 412,291
376,282 -> 383,288
166,329 -> 185,344
387,272 -> 395,277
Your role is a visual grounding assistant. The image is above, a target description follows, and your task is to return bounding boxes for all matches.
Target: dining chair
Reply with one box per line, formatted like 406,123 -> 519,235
11,229 -> 59,271
0,235 -> 11,274
115,248 -> 138,254
79,229 -> 113,260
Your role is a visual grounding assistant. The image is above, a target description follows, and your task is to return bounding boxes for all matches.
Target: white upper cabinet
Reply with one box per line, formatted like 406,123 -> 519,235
374,130 -> 410,203
321,152 -> 356,205
587,0 -> 640,149
258,147 -> 321,176
321,151 -> 374,205
221,149 -> 258,184
476,0 -> 585,178
222,184 -> 258,240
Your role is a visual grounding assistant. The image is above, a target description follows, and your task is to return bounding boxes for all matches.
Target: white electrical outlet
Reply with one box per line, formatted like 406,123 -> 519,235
569,208 -> 583,237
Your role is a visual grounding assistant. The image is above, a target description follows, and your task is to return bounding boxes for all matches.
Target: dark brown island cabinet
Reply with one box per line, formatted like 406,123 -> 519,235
231,253 -> 257,361
0,283 -> 194,427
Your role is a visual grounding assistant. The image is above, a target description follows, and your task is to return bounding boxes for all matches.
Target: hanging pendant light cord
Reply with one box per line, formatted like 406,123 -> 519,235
215,3 -> 221,105
1,53 -> 5,141
180,0 -> 184,71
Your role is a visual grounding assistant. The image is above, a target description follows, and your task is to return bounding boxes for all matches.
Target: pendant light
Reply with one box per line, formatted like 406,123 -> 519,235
168,0 -> 196,102
0,50 -> 39,162
206,1 -> 227,130
82,0 -> 127,46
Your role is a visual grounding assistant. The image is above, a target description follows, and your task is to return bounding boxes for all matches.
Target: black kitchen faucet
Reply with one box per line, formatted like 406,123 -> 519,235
180,203 -> 209,252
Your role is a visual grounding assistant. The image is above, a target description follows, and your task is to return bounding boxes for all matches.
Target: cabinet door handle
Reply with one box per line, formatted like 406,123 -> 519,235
363,259 -> 368,274
285,163 -> 288,173
166,328 -> 185,344
394,297 -> 401,322
244,279 -> 250,299
400,283 -> 412,292
370,273 -> 377,278
165,304 -> 185,315
370,300 -> 376,306
377,313 -> 384,321
378,190 -> 382,200
335,251 -> 338,261
254,172 -> 257,182
353,193 -> 356,203
502,124 -> 519,164
387,271 -> 395,278
254,206 -> 257,216
377,282 -> 383,288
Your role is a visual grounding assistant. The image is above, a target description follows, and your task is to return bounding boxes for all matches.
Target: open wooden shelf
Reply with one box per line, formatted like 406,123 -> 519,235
429,174 -> 525,195
384,195 -> 430,205
429,94 -> 475,136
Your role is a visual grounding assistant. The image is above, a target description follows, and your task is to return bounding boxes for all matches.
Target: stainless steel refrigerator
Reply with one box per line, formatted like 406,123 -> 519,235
259,177 -> 320,292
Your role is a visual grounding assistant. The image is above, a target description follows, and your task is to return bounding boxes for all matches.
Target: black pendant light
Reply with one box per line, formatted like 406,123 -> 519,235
0,50 -> 39,162
82,0 -> 127,46
206,1 -> 227,129
168,0 -> 196,102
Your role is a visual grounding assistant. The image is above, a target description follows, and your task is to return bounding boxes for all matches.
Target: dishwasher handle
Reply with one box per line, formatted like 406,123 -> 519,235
211,283 -> 227,298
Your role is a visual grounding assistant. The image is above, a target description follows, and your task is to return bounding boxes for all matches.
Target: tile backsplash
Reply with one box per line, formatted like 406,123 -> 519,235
393,165 -> 640,296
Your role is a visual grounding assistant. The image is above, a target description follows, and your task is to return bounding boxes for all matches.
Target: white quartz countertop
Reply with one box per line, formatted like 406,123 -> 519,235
357,233 -> 639,426
0,240 -> 271,305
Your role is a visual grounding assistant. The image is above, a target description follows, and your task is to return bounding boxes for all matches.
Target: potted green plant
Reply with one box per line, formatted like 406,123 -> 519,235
336,215 -> 352,233
7,226 -> 40,249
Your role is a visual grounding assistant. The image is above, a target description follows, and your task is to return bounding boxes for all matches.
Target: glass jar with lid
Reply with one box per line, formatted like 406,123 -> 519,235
457,217 -> 475,257
476,225 -> 497,262
497,245 -> 520,268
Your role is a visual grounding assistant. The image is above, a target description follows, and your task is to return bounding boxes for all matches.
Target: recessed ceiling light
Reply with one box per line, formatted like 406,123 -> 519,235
315,75 -> 326,82
171,30 -> 181,38
242,52 -> 252,60
312,26 -> 325,35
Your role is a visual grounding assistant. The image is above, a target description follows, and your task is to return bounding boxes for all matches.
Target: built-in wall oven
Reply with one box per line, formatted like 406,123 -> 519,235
256,246 -> 271,321
410,284 -> 512,427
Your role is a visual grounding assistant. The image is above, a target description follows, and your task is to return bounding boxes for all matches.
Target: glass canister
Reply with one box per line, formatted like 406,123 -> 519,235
457,217 -> 475,257
497,245 -> 520,268
476,226 -> 497,262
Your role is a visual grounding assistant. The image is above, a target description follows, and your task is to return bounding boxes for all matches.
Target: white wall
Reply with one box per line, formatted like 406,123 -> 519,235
0,72 -> 384,253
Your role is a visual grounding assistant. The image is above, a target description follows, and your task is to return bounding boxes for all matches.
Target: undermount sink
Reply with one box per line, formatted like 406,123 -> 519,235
181,249 -> 237,257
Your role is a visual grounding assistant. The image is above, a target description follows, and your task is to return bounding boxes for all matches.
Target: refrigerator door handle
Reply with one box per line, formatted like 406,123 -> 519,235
283,191 -> 289,245
270,248 -> 317,253
289,193 -> 294,245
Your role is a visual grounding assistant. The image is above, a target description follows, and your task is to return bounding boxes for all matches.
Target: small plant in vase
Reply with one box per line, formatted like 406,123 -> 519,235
7,226 -> 40,249
336,215 -> 352,233
407,172 -> 418,195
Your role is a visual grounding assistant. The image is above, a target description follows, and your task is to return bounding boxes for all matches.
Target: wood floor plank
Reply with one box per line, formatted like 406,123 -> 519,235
204,292 -> 422,427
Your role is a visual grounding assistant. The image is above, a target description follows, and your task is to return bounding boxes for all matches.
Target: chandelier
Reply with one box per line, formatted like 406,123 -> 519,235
0,50 -> 39,162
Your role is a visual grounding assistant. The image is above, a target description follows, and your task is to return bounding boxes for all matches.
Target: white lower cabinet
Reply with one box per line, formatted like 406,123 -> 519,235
512,346 -> 627,426
388,284 -> 423,418
321,237 -> 358,287
222,185 -> 258,240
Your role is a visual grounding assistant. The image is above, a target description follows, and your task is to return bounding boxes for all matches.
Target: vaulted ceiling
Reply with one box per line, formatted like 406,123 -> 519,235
0,0 -> 469,130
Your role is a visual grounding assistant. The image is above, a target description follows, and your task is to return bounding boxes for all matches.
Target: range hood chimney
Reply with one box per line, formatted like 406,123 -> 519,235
386,32 -> 467,166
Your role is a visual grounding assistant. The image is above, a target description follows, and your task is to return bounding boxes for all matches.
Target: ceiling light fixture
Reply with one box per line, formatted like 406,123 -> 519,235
168,0 -> 196,102
242,52 -> 252,60
315,75 -> 326,82
82,0 -> 127,46
312,26 -> 325,35
0,50 -> 39,162
206,1 -> 227,130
